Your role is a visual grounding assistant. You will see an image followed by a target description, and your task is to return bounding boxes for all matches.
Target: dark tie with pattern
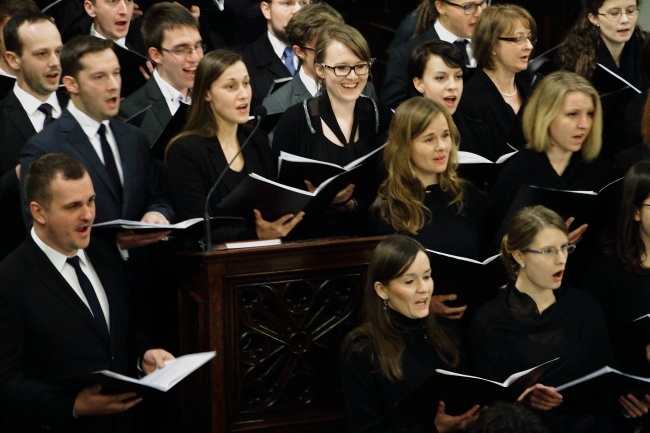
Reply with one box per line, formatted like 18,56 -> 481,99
37,103 -> 53,129
453,39 -> 471,67
66,255 -> 109,341
283,46 -> 296,76
97,124 -> 123,196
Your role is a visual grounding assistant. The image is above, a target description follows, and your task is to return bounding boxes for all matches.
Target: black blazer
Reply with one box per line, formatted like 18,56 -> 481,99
0,91 -> 68,261
380,25 -> 441,109
0,237 -> 151,432
242,34 -> 293,109
19,109 -> 174,226
165,128 -> 274,241
118,77 -> 172,146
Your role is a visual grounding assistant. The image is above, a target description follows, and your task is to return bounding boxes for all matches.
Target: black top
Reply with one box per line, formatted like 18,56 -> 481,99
580,252 -> 650,376
614,142 -> 650,176
456,68 -> 531,152
490,148 -> 617,230
272,95 -> 393,238
468,284 -> 613,433
165,128 -> 274,242
341,310 -> 455,433
368,183 -> 487,261
453,111 -> 512,163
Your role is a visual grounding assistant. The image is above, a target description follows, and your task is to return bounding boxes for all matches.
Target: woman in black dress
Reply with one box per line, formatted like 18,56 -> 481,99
557,0 -> 649,158
490,71 -> 616,245
368,97 -> 489,320
456,4 -> 536,151
166,49 -> 303,242
581,161 -> 650,430
272,24 -> 393,238
341,234 -> 480,433
468,206 -> 615,433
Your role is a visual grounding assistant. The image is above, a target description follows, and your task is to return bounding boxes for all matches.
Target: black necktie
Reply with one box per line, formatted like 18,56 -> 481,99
453,39 -> 471,67
97,124 -> 123,196
37,103 -> 53,129
66,255 -> 109,341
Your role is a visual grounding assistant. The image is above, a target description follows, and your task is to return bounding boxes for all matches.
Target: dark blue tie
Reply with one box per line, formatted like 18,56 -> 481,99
283,46 -> 296,76
67,255 -> 109,341
97,124 -> 123,197
37,103 -> 53,129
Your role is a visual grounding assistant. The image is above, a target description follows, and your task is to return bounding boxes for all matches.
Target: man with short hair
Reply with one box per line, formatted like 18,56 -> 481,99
0,0 -> 40,80
242,0 -> 310,108
119,2 -> 202,145
83,0 -> 145,53
0,153 -> 174,432
0,11 -> 66,261
20,35 -> 174,251
380,0 -> 488,108
262,3 -> 377,115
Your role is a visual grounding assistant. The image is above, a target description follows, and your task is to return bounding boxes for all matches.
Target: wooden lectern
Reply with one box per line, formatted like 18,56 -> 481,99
177,236 -> 384,433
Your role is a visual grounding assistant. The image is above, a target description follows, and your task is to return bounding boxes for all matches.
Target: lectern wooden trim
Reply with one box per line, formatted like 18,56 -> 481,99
177,236 -> 384,433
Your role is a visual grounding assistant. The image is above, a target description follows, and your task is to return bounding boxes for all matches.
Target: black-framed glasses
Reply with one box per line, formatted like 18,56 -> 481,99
498,35 -> 537,45
522,244 -> 576,257
300,45 -> 315,52
161,44 -> 206,58
268,0 -> 311,8
439,0 -> 490,15
320,62 -> 372,77
597,6 -> 639,20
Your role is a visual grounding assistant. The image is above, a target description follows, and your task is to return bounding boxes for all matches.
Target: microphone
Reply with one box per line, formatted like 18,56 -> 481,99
203,105 -> 268,252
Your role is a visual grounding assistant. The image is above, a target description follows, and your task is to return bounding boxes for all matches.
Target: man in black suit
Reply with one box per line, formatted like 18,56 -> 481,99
242,0 -> 309,108
119,2 -> 202,145
82,0 -> 145,54
0,11 -> 66,261
0,153 -> 174,432
199,0 -> 265,51
380,0 -> 487,109
20,35 -> 173,251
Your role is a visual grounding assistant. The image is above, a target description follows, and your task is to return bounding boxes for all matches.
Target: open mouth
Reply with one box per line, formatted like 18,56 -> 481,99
552,270 -> 563,281
106,96 -> 118,108
341,83 -> 358,89
76,225 -> 91,236
433,155 -> 447,165
443,95 -> 457,107
115,20 -> 128,30
45,71 -> 60,83
414,298 -> 429,306
183,68 -> 196,77
236,103 -> 248,113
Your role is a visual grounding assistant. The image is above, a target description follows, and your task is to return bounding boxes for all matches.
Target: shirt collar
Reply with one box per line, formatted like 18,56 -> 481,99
90,23 -> 127,49
268,30 -> 290,61
153,68 -> 189,104
13,82 -> 61,117
299,67 -> 319,97
67,100 -> 110,139
434,19 -> 470,44
31,227 -> 90,273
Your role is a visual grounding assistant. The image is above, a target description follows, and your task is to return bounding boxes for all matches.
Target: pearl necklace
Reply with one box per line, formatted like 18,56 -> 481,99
499,84 -> 518,97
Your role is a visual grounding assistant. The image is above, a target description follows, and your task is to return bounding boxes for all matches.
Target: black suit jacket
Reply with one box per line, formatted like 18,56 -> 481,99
242,34 -> 293,109
118,77 -> 171,146
19,109 -> 174,226
0,91 -> 68,261
0,236 -> 151,432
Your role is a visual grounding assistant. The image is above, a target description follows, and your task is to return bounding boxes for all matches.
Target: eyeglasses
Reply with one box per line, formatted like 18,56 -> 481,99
161,44 -> 206,58
268,0 -> 311,8
300,45 -> 315,52
597,6 -> 639,20
522,244 -> 576,257
498,35 -> 537,45
439,0 -> 490,15
320,62 -> 371,77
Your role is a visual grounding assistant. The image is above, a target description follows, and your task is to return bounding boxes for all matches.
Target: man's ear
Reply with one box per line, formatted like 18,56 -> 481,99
5,51 -> 20,71
30,201 -> 46,225
293,45 -> 305,61
260,2 -> 272,21
148,47 -> 162,65
84,0 -> 97,18
63,75 -> 79,94
434,1 -> 446,15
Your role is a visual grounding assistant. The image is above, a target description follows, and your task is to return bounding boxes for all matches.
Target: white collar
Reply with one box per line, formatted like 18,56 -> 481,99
13,82 -> 61,117
90,23 -> 127,49
31,227 -> 90,273
434,19 -> 469,44
267,30 -> 290,61
67,100 -> 110,139
299,67 -> 319,97
153,69 -> 189,104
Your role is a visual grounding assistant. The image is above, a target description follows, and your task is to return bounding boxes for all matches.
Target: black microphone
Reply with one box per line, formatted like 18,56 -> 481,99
203,105 -> 268,252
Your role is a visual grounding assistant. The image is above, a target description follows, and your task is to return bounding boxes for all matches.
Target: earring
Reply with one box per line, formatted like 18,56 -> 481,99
417,88 -> 424,93
382,299 -> 388,310
520,262 -> 526,269
492,51 -> 496,56
596,23 -> 600,27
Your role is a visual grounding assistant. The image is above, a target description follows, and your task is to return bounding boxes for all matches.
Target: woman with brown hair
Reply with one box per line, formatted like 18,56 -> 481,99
166,49 -> 303,242
341,234 -> 481,432
456,4 -> 536,151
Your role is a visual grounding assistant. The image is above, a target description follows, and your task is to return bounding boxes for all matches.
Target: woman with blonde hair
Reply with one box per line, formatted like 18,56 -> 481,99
456,4 -> 536,150
369,97 -> 488,320
272,24 -> 393,238
490,71 -> 616,238
341,234 -> 481,432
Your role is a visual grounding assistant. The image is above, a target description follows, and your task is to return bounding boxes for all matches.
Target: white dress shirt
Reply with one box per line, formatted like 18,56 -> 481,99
153,69 -> 190,116
268,30 -> 299,72
13,82 -> 62,132
90,23 -> 127,49
434,20 -> 477,67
